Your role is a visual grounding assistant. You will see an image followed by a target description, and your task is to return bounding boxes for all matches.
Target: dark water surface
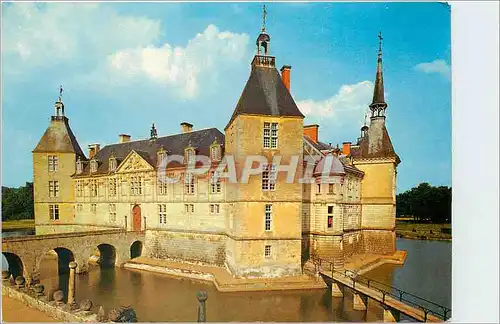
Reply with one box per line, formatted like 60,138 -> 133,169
2,235 -> 451,322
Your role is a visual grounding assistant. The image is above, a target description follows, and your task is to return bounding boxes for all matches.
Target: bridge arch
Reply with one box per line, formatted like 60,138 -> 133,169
97,243 -> 117,268
2,252 -> 24,279
130,241 -> 143,259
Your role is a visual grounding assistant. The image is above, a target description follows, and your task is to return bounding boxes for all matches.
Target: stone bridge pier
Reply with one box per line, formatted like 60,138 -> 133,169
2,230 -> 145,285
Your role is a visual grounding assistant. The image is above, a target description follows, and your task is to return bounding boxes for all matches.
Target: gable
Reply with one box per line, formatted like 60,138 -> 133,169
115,150 -> 154,173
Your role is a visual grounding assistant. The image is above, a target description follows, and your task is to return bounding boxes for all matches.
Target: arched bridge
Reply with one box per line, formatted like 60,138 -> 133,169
2,229 -> 145,284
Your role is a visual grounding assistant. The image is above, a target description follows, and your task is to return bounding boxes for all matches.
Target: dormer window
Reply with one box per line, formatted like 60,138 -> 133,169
157,147 -> 166,167
210,142 -> 221,162
76,158 -> 83,174
185,147 -> 195,165
90,160 -> 98,173
109,157 -> 117,172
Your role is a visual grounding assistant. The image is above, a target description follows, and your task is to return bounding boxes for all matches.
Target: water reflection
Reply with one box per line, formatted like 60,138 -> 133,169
1,237 -> 451,322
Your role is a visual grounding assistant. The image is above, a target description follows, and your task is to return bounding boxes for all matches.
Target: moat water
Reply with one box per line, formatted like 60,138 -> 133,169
2,232 -> 451,322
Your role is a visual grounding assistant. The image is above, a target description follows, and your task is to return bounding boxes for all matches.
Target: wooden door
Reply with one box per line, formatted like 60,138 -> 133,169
132,205 -> 141,231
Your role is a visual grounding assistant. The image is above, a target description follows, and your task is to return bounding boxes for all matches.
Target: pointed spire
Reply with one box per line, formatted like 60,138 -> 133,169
371,32 -> 386,105
262,4 -> 267,33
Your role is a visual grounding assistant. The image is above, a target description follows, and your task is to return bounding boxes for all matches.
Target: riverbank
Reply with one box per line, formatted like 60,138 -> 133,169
396,222 -> 452,241
1,219 -> 35,231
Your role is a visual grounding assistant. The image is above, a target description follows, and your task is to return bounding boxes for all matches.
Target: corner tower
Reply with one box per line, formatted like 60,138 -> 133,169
224,6 -> 305,277
351,33 -> 401,255
32,87 -> 86,234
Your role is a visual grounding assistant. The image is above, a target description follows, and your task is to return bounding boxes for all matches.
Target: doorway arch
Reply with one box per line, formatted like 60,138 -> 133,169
132,205 -> 142,231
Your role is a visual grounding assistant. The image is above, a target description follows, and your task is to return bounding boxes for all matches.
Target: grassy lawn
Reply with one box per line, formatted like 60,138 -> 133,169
2,219 -> 35,230
396,222 -> 452,240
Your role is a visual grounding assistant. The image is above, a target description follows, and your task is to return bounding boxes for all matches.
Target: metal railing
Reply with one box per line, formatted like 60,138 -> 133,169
311,256 -> 451,321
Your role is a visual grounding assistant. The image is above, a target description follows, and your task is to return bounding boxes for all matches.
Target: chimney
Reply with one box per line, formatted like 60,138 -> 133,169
119,134 -> 131,143
342,142 -> 351,156
303,124 -> 319,143
280,65 -> 291,91
180,122 -> 193,133
88,143 -> 101,159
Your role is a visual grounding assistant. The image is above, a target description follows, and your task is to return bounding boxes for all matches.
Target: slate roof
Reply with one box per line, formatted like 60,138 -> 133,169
75,128 -> 224,177
371,55 -> 386,105
33,117 -> 86,159
351,125 -> 400,164
225,63 -> 304,129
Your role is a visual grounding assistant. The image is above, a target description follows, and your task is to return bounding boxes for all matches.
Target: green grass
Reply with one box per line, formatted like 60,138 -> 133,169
396,222 -> 452,240
2,219 -> 35,230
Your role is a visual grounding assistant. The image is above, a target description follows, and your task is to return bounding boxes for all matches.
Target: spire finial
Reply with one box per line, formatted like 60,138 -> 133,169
261,4 -> 267,32
150,122 -> 158,140
378,31 -> 383,58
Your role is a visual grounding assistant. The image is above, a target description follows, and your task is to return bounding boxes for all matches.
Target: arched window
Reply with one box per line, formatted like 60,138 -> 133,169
185,147 -> 195,165
109,157 -> 117,172
90,160 -> 98,173
210,144 -> 221,161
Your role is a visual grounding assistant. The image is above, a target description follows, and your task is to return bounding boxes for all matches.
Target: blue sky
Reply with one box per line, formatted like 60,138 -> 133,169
1,2 -> 451,192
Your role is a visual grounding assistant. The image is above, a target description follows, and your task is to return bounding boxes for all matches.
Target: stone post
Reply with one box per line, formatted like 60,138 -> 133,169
331,281 -> 343,298
196,291 -> 208,322
67,261 -> 77,308
353,292 -> 367,311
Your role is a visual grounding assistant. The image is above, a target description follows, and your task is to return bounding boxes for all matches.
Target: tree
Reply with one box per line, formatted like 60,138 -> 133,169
1,182 -> 34,221
396,183 -> 452,223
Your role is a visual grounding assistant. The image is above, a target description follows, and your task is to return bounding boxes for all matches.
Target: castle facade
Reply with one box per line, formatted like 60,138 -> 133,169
32,24 -> 400,278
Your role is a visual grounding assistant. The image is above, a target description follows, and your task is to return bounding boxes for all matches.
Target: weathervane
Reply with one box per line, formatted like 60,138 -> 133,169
58,85 -> 63,102
262,5 -> 267,32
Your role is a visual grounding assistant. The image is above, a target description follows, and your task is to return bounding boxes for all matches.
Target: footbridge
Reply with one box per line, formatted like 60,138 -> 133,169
312,257 -> 451,322
2,229 -> 145,284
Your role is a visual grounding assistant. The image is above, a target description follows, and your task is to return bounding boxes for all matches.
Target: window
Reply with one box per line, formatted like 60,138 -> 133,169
210,145 -> 221,161
210,171 -> 221,194
109,158 -> 117,172
328,206 -> 334,228
210,204 -> 220,214
109,178 -> 117,197
109,204 -> 116,222
264,245 -> 272,258
91,204 -> 97,214
76,181 -> 83,197
130,176 -> 142,195
158,178 -> 168,196
157,149 -> 166,167
263,122 -> 278,149
265,204 -> 272,231
158,204 -> 167,224
185,148 -> 195,165
185,204 -> 194,213
48,155 -> 58,172
90,160 -> 98,173
49,181 -> 59,198
261,164 -> 276,191
49,204 -> 59,220
329,183 -> 334,194
317,183 -> 321,193
184,173 -> 195,195
76,160 -> 83,174
76,204 -> 83,212
90,180 -> 98,197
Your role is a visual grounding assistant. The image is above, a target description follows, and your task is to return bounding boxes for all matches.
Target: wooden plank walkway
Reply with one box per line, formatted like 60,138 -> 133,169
312,258 -> 450,322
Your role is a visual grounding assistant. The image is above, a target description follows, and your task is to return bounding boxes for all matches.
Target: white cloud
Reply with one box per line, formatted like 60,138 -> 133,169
2,3 -> 161,67
105,24 -> 249,98
414,59 -> 451,79
297,81 -> 374,119
2,3 -> 249,99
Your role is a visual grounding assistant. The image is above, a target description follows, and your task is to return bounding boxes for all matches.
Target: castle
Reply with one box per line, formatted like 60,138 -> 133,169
32,20 -> 400,278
